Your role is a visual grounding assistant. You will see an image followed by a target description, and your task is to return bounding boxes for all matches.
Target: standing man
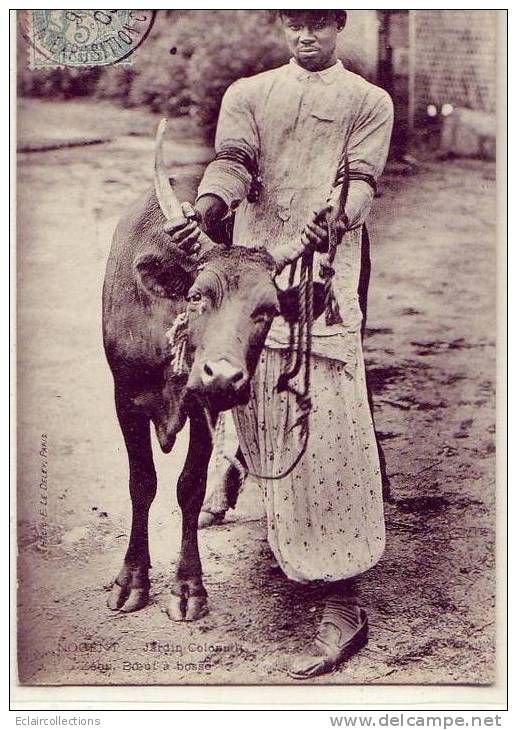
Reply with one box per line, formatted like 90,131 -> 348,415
167,9 -> 393,679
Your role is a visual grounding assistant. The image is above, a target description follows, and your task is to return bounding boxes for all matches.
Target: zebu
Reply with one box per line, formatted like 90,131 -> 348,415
102,121 -> 310,620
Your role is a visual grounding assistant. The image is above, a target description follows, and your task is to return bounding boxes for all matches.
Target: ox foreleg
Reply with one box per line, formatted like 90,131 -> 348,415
107,386 -> 157,613
165,405 -> 212,621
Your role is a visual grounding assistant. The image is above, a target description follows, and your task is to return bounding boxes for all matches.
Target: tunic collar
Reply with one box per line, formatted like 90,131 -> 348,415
288,58 -> 344,85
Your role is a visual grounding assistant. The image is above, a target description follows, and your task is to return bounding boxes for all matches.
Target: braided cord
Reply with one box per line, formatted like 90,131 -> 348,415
166,311 -> 189,376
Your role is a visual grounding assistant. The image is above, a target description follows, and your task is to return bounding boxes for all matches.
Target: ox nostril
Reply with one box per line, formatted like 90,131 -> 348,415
231,370 -> 244,385
199,359 -> 248,392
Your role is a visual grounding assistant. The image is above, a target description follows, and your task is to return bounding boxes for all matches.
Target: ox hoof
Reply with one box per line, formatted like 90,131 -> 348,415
198,510 -> 226,529
106,566 -> 150,613
164,580 -> 208,621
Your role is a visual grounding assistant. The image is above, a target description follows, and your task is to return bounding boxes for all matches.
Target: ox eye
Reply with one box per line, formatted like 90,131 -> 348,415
187,291 -> 202,303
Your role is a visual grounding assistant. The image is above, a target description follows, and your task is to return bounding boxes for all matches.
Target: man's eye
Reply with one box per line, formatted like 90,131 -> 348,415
187,291 -> 202,303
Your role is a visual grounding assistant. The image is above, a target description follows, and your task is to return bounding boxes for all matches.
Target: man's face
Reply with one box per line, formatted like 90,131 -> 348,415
281,13 -> 343,71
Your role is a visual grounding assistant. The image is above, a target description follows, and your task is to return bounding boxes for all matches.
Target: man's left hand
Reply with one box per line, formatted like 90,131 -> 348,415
301,208 -> 330,253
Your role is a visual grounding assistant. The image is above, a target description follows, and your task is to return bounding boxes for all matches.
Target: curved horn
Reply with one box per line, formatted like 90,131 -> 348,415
154,118 -> 218,257
154,118 -> 183,220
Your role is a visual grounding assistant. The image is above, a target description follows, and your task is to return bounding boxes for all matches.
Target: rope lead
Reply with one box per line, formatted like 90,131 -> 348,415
321,219 -> 343,327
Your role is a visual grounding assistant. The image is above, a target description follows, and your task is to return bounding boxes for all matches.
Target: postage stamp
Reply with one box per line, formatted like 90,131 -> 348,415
22,9 -> 156,70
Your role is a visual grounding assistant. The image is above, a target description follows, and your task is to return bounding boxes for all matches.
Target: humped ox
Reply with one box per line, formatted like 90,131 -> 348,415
102,121 -> 316,621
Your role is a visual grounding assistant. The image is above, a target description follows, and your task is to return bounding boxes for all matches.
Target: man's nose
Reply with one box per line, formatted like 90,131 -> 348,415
299,27 -> 317,43
200,359 -> 249,392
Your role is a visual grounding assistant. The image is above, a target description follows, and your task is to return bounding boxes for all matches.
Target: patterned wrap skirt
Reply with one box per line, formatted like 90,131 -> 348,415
232,340 -> 385,583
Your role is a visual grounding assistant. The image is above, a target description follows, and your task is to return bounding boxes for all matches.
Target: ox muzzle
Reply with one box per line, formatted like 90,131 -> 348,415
187,357 -> 251,409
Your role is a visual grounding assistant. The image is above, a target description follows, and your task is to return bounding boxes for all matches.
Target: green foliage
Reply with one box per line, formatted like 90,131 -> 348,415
93,66 -> 135,103
124,11 -> 200,116
187,11 -> 287,136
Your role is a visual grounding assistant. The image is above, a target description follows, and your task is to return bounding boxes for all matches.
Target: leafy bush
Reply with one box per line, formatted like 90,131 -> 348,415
93,66 -> 135,103
187,11 -> 288,137
95,11 -> 212,116
124,12 -> 198,116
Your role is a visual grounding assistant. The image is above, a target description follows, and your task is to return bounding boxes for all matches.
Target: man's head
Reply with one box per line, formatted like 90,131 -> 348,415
279,10 -> 347,71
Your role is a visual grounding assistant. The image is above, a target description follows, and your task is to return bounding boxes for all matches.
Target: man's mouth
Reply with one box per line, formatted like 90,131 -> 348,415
299,47 -> 319,55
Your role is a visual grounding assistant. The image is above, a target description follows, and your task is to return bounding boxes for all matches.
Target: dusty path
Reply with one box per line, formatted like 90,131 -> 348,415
16,100 -> 496,685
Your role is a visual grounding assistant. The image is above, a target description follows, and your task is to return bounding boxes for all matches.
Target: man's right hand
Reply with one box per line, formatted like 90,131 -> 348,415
163,202 -> 202,258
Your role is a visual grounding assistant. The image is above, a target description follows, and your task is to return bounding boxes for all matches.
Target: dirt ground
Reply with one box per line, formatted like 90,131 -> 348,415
16,99 -> 497,686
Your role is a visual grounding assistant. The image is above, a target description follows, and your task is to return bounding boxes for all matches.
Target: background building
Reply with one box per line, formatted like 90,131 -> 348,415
343,10 -> 498,155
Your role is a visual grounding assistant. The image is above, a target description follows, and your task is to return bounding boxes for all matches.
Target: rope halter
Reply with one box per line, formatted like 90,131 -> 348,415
166,311 -> 189,376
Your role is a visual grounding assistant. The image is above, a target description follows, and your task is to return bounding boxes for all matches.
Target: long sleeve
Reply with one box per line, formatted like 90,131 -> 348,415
196,79 -> 259,212
329,89 -> 394,230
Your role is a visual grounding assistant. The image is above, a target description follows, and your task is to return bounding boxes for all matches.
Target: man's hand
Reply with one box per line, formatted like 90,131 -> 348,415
163,202 -> 202,258
301,206 -> 348,254
301,208 -> 330,253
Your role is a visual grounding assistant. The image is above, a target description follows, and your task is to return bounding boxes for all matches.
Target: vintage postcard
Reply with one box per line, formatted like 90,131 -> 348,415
13,7 -> 505,707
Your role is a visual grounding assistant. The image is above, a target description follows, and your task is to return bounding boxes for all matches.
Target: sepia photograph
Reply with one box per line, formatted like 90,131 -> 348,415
14,8 -> 503,692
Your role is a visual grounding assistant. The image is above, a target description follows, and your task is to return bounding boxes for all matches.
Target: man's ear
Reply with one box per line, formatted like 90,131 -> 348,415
134,252 -> 195,300
277,283 -> 326,323
336,10 -> 347,31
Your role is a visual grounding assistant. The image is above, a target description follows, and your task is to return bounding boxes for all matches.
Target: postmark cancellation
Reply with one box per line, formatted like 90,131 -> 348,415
22,9 -> 156,70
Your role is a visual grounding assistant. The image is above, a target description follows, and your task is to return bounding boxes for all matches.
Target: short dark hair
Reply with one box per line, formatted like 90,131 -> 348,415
278,9 -> 347,27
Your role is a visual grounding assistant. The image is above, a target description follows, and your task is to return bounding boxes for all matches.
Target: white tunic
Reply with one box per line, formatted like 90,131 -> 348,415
197,59 -> 393,363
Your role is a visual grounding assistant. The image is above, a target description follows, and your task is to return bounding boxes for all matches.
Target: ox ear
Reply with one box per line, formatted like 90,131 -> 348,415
134,252 -> 195,300
277,283 -> 327,323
